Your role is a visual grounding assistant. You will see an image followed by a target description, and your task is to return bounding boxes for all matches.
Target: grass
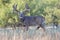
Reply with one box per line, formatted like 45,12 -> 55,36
0,26 -> 60,40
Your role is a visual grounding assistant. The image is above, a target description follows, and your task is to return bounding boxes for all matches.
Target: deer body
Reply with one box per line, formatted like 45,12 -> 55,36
19,12 -> 45,31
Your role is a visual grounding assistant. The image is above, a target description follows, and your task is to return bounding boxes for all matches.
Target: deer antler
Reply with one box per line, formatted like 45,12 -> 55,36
13,3 -> 17,11
23,3 -> 30,13
12,3 -> 20,15
25,3 -> 30,9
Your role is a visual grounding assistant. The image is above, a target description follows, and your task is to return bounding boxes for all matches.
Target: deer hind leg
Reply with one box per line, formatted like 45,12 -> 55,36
36,24 -> 45,31
53,22 -> 58,28
55,23 -> 59,29
40,25 -> 45,31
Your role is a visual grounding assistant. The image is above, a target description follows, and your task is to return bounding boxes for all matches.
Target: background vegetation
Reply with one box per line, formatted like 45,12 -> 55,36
0,0 -> 60,27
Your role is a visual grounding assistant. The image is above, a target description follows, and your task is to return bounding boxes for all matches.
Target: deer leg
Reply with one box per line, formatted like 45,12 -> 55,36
55,23 -> 59,28
37,24 -> 45,31
40,25 -> 45,31
36,25 -> 40,30
53,22 -> 58,28
26,25 -> 29,31
23,25 -> 29,31
56,24 -> 58,28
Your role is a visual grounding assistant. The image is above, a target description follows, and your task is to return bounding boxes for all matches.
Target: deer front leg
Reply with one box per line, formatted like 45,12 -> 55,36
23,25 -> 29,31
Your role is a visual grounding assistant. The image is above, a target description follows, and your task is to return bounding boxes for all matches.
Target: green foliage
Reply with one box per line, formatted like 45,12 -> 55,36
0,0 -> 60,27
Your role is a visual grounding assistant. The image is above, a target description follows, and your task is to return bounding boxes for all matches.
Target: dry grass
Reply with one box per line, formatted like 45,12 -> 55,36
0,27 -> 60,40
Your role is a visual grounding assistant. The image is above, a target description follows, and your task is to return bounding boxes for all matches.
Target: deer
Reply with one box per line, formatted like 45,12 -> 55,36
12,3 -> 45,31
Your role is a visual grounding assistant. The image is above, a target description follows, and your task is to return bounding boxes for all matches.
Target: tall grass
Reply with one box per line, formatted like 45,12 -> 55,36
0,27 -> 60,40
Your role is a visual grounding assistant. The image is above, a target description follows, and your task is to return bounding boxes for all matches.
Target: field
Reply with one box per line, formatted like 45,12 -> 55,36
0,26 -> 60,40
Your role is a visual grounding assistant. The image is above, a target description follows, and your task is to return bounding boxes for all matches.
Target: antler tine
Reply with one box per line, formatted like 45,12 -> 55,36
13,3 -> 17,11
25,3 -> 30,9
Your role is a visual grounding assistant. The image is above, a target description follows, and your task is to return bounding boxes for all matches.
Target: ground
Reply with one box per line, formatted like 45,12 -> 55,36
0,26 -> 60,40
